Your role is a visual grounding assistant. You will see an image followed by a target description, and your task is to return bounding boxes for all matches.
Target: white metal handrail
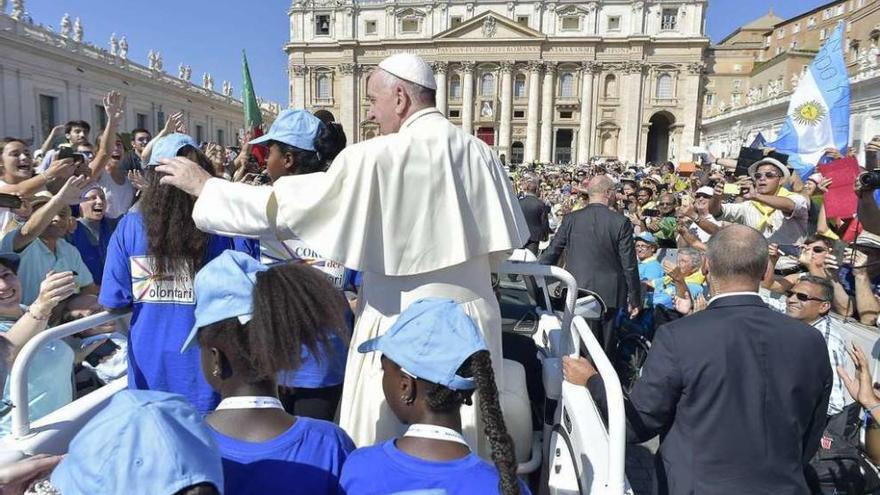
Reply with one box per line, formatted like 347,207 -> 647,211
10,310 -> 131,438
496,260 -> 626,493
571,316 -> 627,494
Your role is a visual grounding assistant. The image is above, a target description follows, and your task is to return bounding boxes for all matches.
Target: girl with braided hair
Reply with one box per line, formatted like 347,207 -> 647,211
340,298 -> 529,495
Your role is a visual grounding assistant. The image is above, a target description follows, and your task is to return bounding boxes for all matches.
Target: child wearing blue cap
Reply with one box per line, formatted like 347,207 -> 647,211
99,134 -> 242,414
340,298 -> 530,495
234,109 -> 354,421
184,250 -> 355,494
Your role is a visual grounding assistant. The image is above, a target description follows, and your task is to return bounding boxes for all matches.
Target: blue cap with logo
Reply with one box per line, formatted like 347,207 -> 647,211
358,298 -> 487,391
180,250 -> 268,352
50,390 -> 224,494
249,109 -> 323,152
147,132 -> 198,166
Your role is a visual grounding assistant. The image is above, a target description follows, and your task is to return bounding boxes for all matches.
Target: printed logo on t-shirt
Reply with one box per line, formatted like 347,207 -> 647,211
261,239 -> 346,290
130,256 -> 194,304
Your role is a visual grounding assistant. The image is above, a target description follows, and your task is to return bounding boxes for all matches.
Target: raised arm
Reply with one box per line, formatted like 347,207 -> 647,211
87,91 -> 125,182
38,125 -> 65,156
141,111 -> 184,164
2,272 -> 77,361
14,176 -> 88,252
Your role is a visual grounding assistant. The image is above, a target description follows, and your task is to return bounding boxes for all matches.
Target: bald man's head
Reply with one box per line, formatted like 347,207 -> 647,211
707,225 -> 768,283
586,175 -> 614,199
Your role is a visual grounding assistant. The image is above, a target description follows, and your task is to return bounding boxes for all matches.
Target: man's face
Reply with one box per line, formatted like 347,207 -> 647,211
80,189 -> 106,222
677,254 -> 697,276
635,241 -> 656,261
657,194 -> 676,216
37,203 -> 71,240
131,132 -> 151,153
366,72 -> 402,136
636,190 -> 652,205
799,240 -> 830,268
622,183 -> 636,198
1,141 -> 33,181
753,164 -> 783,195
785,281 -> 829,322
66,126 -> 89,145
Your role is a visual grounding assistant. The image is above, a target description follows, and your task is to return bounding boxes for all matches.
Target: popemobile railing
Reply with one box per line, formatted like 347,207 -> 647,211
9,311 -> 131,439
495,261 -> 626,494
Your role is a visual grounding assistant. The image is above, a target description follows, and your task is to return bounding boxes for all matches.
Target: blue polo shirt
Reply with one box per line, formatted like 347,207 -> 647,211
212,416 -> 354,494
0,230 -> 93,305
638,257 -> 663,281
68,218 -> 114,285
98,212 -> 236,414
341,440 -> 533,495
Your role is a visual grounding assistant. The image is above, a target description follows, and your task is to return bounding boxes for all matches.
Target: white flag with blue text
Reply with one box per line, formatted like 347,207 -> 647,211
769,22 -> 850,178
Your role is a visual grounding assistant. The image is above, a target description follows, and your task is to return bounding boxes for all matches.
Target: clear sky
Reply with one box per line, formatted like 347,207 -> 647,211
21,1 -> 833,107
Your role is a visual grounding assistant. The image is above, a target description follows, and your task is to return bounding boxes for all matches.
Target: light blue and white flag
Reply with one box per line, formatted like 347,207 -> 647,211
769,22 -> 850,178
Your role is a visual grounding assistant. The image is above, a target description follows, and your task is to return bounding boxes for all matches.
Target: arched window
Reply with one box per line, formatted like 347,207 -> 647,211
481,73 -> 495,97
560,72 -> 575,98
656,73 -> 673,99
514,74 -> 526,98
604,74 -> 617,98
450,74 -> 462,99
317,74 -> 331,99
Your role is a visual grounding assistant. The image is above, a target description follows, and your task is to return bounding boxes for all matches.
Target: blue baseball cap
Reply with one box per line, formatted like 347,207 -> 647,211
50,390 -> 224,494
358,298 -> 488,391
147,132 -> 198,166
0,252 -> 20,272
181,250 -> 268,352
635,232 -> 657,245
249,109 -> 322,152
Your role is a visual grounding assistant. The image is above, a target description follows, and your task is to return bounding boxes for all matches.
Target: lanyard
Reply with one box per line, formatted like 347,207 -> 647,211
404,423 -> 469,447
215,396 -> 284,411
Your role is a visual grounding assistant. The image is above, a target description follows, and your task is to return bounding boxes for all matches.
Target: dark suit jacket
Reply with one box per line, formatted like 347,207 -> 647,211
540,203 -> 640,309
588,294 -> 832,495
518,194 -> 551,245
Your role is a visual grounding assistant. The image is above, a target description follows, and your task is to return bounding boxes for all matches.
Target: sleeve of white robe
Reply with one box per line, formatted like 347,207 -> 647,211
191,179 -> 276,239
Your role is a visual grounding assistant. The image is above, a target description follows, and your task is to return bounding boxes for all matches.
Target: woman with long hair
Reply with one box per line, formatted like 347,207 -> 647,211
340,298 -> 528,495
99,133 -> 239,414
181,251 -> 355,494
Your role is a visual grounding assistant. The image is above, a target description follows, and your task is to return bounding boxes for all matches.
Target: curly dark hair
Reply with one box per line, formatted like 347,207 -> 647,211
424,350 -> 520,495
197,262 -> 348,381
141,145 -> 215,277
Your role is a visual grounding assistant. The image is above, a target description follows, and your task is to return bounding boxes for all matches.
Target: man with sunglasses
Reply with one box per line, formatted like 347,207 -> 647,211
709,157 -> 809,245
785,276 -> 849,416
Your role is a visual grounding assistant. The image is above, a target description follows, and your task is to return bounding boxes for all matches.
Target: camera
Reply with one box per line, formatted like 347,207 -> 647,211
859,170 -> 880,190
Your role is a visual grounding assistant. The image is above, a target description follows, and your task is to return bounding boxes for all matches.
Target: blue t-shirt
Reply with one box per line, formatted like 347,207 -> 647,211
638,258 -> 663,281
650,277 -> 706,309
235,237 -> 356,388
68,218 -> 114,284
98,212 -> 236,414
211,416 -> 354,495
340,440 -> 533,495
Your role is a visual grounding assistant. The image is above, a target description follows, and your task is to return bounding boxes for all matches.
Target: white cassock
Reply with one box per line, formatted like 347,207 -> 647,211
191,107 -> 529,452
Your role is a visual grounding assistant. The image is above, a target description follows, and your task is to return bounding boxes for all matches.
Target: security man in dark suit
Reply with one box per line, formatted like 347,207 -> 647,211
540,175 -> 641,355
564,224 -> 832,495
518,178 -> 551,255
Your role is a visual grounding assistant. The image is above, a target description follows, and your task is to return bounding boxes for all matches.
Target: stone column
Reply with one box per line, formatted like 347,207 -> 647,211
290,64 -> 308,108
461,62 -> 475,135
498,61 -> 514,159
337,63 -> 358,143
577,62 -> 597,164
432,61 -> 449,115
539,62 -> 556,163
680,62 -> 705,158
622,62 -> 645,162
525,61 -> 542,163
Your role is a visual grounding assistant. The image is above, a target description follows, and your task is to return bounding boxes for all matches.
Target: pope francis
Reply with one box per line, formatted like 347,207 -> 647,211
156,53 -> 530,451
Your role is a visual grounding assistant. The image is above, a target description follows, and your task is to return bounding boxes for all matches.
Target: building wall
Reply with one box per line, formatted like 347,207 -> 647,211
0,13 -> 277,147
287,0 -> 709,165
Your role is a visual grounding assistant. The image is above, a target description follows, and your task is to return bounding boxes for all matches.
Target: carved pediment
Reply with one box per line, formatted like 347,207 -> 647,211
394,7 -> 426,19
435,11 -> 545,41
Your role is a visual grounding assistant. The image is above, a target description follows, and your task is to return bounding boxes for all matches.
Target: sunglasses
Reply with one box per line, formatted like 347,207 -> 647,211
801,245 -> 828,254
658,202 -> 675,206
695,194 -> 712,199
785,290 -> 827,303
753,172 -> 781,180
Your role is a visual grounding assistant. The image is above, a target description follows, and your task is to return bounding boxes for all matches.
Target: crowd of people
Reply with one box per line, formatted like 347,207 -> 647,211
0,49 -> 877,495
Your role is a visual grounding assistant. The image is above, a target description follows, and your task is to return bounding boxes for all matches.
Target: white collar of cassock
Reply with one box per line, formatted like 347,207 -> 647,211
401,107 -> 442,130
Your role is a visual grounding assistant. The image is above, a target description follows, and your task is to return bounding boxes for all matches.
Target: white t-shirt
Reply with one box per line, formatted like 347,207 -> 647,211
720,192 -> 809,245
0,179 -> 14,233
97,172 -> 134,219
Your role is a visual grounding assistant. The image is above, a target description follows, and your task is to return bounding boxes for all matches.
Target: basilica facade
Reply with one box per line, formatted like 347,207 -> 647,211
286,0 -> 708,165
